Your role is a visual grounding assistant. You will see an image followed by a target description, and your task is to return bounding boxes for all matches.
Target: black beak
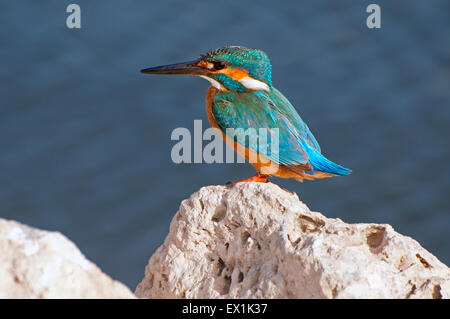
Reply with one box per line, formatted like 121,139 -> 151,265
140,59 -> 207,75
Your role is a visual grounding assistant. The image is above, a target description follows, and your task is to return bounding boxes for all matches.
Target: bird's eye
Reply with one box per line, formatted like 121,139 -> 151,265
213,61 -> 226,70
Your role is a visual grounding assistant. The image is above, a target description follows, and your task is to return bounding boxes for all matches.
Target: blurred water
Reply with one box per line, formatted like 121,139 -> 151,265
1,0 -> 449,290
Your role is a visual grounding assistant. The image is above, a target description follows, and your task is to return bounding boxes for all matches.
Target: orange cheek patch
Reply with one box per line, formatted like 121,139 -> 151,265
201,63 -> 249,81
219,67 -> 249,81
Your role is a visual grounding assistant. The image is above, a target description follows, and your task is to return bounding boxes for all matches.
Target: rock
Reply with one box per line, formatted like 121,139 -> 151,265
0,218 -> 135,298
135,182 -> 450,299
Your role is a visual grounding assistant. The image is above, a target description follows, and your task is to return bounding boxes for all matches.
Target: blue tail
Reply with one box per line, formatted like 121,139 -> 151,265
306,148 -> 351,176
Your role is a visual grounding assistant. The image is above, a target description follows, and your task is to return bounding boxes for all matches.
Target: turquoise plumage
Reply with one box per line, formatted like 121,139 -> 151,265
141,46 -> 351,184
212,88 -> 350,176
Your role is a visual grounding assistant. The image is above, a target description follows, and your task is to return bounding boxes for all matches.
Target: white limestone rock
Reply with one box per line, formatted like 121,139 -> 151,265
135,182 -> 449,299
0,218 -> 135,298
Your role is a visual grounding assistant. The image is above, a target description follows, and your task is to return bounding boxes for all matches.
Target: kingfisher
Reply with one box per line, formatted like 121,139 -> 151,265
141,46 -> 351,184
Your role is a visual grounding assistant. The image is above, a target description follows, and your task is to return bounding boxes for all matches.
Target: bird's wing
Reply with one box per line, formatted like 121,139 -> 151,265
270,88 -> 321,152
212,89 -> 320,168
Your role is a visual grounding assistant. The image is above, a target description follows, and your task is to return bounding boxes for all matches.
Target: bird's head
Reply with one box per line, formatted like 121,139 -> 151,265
141,46 -> 272,92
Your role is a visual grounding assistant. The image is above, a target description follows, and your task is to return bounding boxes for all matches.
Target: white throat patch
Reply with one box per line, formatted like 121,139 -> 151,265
199,76 -> 224,90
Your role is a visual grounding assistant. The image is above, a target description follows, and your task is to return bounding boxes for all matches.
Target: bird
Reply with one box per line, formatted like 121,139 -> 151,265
141,46 -> 351,185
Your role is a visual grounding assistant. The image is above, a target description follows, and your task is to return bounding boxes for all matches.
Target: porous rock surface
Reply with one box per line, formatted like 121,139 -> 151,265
135,182 -> 449,299
0,218 -> 135,298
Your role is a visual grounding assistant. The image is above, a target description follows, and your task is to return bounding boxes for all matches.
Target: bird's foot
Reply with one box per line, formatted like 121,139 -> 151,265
226,174 -> 270,186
